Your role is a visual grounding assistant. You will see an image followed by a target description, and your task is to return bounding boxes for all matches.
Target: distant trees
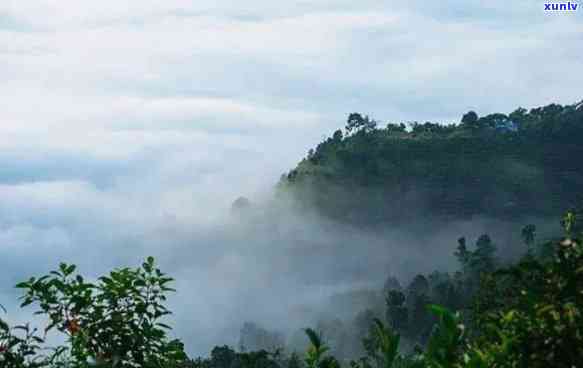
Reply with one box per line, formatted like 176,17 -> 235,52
280,100 -> 583,225
3,99 -> 583,367
232,197 -> 252,213
345,113 -> 377,135
452,234 -> 498,301
509,107 -> 527,125
385,291 -> 407,332
471,234 -> 497,274
239,322 -> 284,353
2,210 -> 582,367
326,213 -> 582,367
521,224 -> 536,252
315,319 -> 346,360
382,276 -> 402,295
352,309 -> 377,352
461,110 -> 478,127
454,237 -> 471,274
192,345 -> 282,368
461,110 -> 520,132
407,275 -> 429,298
385,123 -> 406,135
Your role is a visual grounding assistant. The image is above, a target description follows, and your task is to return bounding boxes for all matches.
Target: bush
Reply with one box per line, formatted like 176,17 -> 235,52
12,257 -> 188,368
0,306 -> 46,368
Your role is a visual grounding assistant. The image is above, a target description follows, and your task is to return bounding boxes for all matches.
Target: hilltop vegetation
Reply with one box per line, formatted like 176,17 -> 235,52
279,101 -> 583,225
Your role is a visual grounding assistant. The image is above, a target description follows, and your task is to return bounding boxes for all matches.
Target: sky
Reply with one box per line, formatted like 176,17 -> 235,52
0,0 -> 581,356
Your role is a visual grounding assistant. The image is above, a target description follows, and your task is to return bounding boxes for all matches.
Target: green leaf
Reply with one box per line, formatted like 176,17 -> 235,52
156,323 -> 172,330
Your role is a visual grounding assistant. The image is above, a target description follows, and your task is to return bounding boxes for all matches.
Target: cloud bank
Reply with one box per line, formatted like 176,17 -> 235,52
0,0 -> 580,356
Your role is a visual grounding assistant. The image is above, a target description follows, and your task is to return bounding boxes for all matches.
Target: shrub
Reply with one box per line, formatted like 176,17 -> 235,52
15,257 -> 188,368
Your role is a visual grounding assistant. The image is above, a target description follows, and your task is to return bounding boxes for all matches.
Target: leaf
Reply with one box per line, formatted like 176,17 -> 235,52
427,304 -> 448,317
20,298 -> 34,308
156,323 -> 172,330
304,328 -> 323,350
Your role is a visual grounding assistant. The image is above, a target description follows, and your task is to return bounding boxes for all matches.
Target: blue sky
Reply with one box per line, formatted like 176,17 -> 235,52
0,0 -> 581,356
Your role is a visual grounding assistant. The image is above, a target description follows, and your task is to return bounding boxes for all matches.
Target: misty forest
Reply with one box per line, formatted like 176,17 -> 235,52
2,1 -> 583,367
2,100 -> 583,367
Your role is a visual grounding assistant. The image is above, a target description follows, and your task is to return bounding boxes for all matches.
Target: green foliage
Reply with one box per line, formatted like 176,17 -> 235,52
2,211 -> 582,368
346,114 -> 377,135
302,212 -> 582,367
0,306 -> 47,368
348,303 -> 470,368
190,345 -> 283,368
453,234 -> 498,303
468,220 -> 583,367
280,101 -> 583,225
12,257 -> 188,368
460,112 -> 478,127
288,352 -> 304,368
423,305 -> 464,368
363,319 -> 401,368
303,328 -> 339,368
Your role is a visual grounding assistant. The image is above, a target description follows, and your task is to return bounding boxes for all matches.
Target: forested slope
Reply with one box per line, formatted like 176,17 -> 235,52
279,101 -> 583,226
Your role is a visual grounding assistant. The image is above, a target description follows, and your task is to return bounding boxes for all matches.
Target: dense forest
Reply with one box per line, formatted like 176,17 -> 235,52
2,100 -> 583,367
279,101 -> 583,226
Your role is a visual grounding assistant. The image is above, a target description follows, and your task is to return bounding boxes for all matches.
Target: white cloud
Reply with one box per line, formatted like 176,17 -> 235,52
0,0 -> 581,356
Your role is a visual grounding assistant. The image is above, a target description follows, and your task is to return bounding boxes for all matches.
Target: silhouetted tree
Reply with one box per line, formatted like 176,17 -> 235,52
461,111 -> 478,126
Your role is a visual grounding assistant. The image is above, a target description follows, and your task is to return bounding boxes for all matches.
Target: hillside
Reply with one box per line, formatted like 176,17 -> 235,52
278,101 -> 583,226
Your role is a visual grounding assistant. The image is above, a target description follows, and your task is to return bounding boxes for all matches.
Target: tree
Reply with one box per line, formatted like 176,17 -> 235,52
15,257 -> 188,368
304,328 -> 339,368
521,224 -> 536,253
239,322 -> 284,353
461,111 -> 478,126
385,124 -> 406,134
469,216 -> 583,367
385,291 -> 407,333
471,234 -> 497,275
209,346 -> 238,368
431,280 -> 459,311
288,352 -> 304,368
315,319 -> 345,359
407,275 -> 429,298
509,107 -> 527,125
232,197 -> 252,213
353,310 -> 377,341
409,293 -> 433,342
562,210 -> 577,237
346,113 -> 376,135
382,276 -> 402,295
454,237 -> 470,273
0,308 -> 46,368
423,305 -> 465,367
362,319 -> 401,368
346,113 -> 364,134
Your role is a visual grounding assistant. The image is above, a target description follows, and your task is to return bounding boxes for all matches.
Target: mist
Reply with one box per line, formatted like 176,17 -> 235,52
0,129 -> 559,357
0,0 -> 580,360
